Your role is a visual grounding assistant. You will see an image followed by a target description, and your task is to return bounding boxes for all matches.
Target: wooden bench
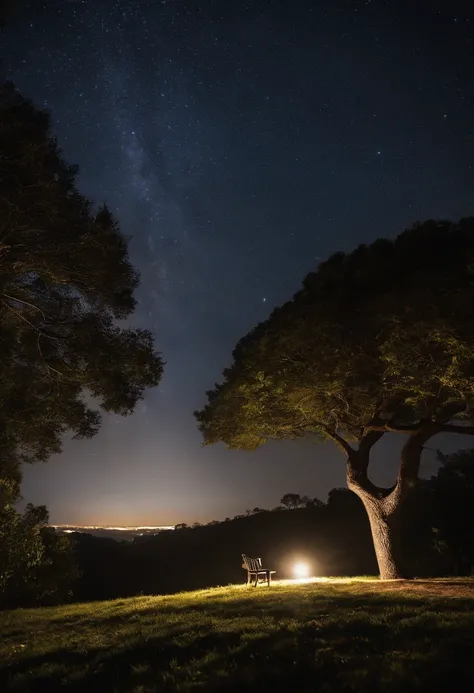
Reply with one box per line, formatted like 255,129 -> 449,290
242,553 -> 276,586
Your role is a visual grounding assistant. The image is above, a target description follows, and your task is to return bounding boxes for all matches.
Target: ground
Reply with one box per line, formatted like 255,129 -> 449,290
1,578 -> 474,692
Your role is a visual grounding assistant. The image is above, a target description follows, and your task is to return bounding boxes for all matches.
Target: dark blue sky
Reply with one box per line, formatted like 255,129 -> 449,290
3,0 -> 474,525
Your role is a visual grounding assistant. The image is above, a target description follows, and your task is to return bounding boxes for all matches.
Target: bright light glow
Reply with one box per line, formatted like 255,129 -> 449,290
293,562 -> 310,579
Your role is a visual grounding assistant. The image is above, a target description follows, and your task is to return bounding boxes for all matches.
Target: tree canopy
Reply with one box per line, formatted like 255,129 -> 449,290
0,83 -> 163,474
196,218 -> 474,452
196,218 -> 474,578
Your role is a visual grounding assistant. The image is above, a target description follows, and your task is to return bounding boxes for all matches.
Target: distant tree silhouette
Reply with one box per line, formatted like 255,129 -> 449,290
196,218 -> 474,579
174,523 -> 188,530
326,488 -> 360,511
280,493 -> 303,509
303,497 -> 325,508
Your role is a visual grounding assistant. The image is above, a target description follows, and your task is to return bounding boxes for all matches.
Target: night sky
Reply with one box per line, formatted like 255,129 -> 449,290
2,0 -> 474,526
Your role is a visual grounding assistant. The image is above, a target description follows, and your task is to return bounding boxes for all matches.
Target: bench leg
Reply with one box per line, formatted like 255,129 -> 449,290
247,572 -> 251,585
267,571 -> 271,587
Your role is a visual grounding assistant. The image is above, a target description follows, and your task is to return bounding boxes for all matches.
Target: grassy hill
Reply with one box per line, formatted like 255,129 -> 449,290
1,578 -> 474,692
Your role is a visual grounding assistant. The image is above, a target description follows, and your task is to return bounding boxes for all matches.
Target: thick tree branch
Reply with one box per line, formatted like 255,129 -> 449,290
346,430 -> 387,500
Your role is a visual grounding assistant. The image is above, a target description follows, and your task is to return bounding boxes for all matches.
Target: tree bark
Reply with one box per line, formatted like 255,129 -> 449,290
345,429 -> 422,579
356,491 -> 405,579
347,465 -> 407,579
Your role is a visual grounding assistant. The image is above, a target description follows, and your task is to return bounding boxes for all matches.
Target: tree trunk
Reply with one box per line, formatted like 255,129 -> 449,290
358,493 -> 405,579
345,431 -> 415,580
343,427 -> 436,579
347,470 -> 408,579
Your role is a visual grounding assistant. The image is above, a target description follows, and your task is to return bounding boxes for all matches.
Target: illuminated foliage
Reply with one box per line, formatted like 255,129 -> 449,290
197,219 -> 474,448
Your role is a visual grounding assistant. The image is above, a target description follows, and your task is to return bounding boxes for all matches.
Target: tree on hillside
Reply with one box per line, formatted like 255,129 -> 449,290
326,488 -> 363,513
280,493 -> 306,509
304,497 -> 325,508
195,218 -> 474,579
0,83 -> 163,485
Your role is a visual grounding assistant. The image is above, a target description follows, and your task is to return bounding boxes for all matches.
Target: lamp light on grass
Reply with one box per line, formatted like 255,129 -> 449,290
293,562 -> 310,580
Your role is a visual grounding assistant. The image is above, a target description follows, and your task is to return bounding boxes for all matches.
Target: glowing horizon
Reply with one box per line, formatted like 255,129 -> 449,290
50,524 -> 175,531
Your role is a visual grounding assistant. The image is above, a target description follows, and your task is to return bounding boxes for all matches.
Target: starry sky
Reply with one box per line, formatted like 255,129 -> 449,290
2,0 -> 474,525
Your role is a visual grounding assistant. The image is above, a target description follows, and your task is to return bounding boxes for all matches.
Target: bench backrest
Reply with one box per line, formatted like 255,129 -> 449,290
242,554 -> 263,571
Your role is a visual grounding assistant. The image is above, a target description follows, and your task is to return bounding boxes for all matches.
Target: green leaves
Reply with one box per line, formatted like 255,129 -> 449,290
196,218 -> 474,450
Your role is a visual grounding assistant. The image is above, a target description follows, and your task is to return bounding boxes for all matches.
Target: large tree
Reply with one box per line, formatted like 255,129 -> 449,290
0,82 -> 163,482
195,218 -> 474,579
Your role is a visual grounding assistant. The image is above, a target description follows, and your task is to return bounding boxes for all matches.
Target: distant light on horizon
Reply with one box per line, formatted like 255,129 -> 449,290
51,525 -> 175,531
